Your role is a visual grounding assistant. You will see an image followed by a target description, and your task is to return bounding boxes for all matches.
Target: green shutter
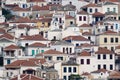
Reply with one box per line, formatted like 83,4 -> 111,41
41,50 -> 44,53
36,50 -> 38,54
32,50 -> 35,56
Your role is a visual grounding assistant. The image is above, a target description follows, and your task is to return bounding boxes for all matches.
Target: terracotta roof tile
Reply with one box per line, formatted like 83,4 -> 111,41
82,72 -> 91,75
65,15 -> 74,19
4,44 -> 20,50
79,51 -> 91,56
109,71 -> 120,78
80,23 -> 91,27
17,24 -> 31,29
93,12 -> 105,17
116,45 -> 120,49
82,3 -> 99,8
95,47 -> 113,54
102,30 -> 117,35
27,0 -> 45,2
32,5 -> 49,11
21,34 -> 48,41
63,36 -> 89,41
0,28 -> 5,33
91,69 -> 109,73
77,43 -> 92,48
10,74 -> 43,80
0,33 -> 14,40
13,17 -> 32,23
82,32 -> 92,35
12,6 -> 30,11
28,42 -> 47,47
43,49 -> 64,55
77,10 -> 88,14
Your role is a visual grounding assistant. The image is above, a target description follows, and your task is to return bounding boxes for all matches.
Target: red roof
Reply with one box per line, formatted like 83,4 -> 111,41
102,30 -> 117,35
82,3 -> 99,8
5,58 -> 46,68
78,10 -> 88,14
79,51 -> 91,56
10,74 -> 43,80
21,34 -> 48,41
65,15 -> 74,19
32,5 -> 49,11
80,23 -> 91,27
4,44 -> 20,50
93,12 -> 105,17
27,0 -> 45,2
63,36 -> 89,41
0,28 -> 5,33
91,69 -> 109,73
82,32 -> 92,35
0,33 -> 14,40
28,42 -> 47,47
17,24 -> 31,29
12,6 -> 30,11
95,47 -> 113,54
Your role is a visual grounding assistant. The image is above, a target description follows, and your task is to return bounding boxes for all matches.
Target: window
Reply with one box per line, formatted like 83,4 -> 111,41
7,72 -> 9,77
95,9 -> 98,12
103,64 -> 106,69
87,59 -> 90,64
83,16 -> 86,21
73,67 -> 76,72
63,67 -> 67,72
107,8 -> 110,12
104,38 -> 107,43
70,21 -> 73,25
70,48 -> 72,53
111,47 -> 114,51
32,50 -> 35,56
68,67 -> 71,72
103,54 -> 106,59
63,48 -> 65,53
110,54 -> 113,59
111,26 -> 113,29
115,38 -> 118,43
81,59 -> 84,64
110,65 -> 113,70
57,57 -> 63,60
88,36 -> 91,40
98,54 -> 101,59
113,8 -> 116,13
116,24 -> 118,29
23,13 -> 25,16
7,59 -> 11,64
76,43 -> 79,46
98,65 -> 101,69
111,38 -> 114,43
63,76 -> 67,80
79,16 -> 82,21
89,8 -> 92,12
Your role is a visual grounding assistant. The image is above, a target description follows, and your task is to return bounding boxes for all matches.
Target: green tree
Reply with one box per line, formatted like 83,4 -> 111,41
2,8 -> 14,20
69,74 -> 83,80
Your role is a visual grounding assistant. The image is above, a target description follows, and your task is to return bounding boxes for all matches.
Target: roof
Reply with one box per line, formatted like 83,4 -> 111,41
43,49 -> 64,55
17,24 -> 31,29
21,34 -> 48,41
32,5 -> 49,11
62,60 -> 78,65
91,69 -> 109,73
79,51 -> 91,56
82,3 -> 99,8
82,32 -> 92,35
28,42 -> 47,47
109,71 -> 120,79
103,1 -> 117,5
77,43 -> 92,48
65,15 -> 74,19
27,0 -> 45,2
78,10 -> 88,14
53,40 -> 73,46
5,58 -> 46,68
92,12 -> 105,17
0,33 -> 14,40
12,6 -> 30,11
0,28 -> 5,33
12,17 -> 32,23
115,45 -> 120,49
95,47 -> 113,54
63,36 -> 89,41
82,72 -> 91,76
79,23 -> 91,27
4,44 -> 20,50
102,30 -> 117,35
10,74 -> 43,80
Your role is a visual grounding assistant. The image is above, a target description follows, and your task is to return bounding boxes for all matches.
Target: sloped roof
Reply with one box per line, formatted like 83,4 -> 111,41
32,5 -> 49,11
0,33 -> 14,40
92,12 -> 105,17
79,23 -> 91,27
79,51 -> 91,56
4,44 -> 20,50
91,69 -> 109,73
102,30 -> 117,35
82,3 -> 99,8
63,36 -> 89,41
0,28 -> 5,33
109,71 -> 120,79
43,49 -> 64,55
28,42 -> 47,47
53,40 -> 73,46
27,0 -> 45,2
78,10 -> 88,14
10,74 -> 43,80
12,6 -> 30,11
95,47 -> 113,54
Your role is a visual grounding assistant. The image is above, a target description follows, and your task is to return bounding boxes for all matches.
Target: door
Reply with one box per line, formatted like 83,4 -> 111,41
32,50 -> 35,56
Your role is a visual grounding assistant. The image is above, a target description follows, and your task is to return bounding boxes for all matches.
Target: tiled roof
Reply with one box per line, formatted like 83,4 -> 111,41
79,23 -> 91,27
0,33 -> 14,40
10,74 -> 43,80
79,43 -> 92,48
82,3 -> 99,8
21,34 -> 48,41
5,58 -> 46,68
13,17 -> 32,23
27,0 -> 45,2
4,44 -> 20,50
28,42 -> 47,47
109,71 -> 120,78
92,12 -> 105,17
63,36 -> 89,41
102,30 -> 117,35
17,24 -> 31,29
116,45 -> 120,49
53,40 -> 73,46
95,47 -> 113,54
91,69 -> 109,73
65,15 -> 74,19
79,51 -> 91,56
0,28 -> 5,33
43,49 -> 64,55
82,72 -> 91,75
32,5 -> 49,11
82,32 -> 92,35
77,10 -> 88,14
12,6 -> 30,11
